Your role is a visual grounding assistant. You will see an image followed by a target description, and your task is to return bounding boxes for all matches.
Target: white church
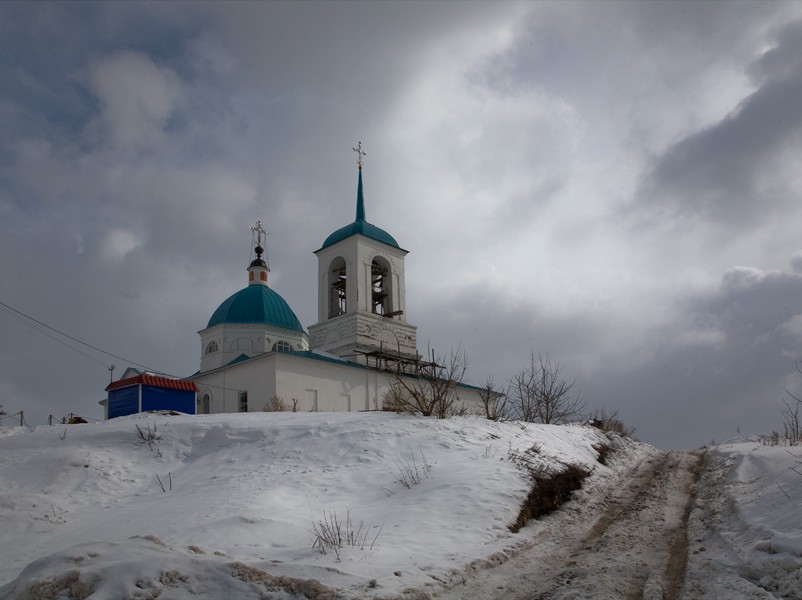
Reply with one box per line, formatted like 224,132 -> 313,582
105,145 -> 487,418
185,145 -> 486,415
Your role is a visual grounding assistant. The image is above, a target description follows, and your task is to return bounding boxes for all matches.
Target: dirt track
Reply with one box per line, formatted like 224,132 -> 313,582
434,449 -> 703,600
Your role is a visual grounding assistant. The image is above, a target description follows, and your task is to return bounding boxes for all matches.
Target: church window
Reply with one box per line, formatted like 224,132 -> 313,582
205,341 -> 218,354
272,340 -> 291,352
239,391 -> 248,413
371,257 -> 392,316
328,257 -> 347,318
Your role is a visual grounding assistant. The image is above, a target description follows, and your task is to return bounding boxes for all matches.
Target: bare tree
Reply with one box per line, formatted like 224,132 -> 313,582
477,375 -> 505,421
782,398 -> 801,445
385,348 -> 469,418
508,352 -> 586,424
782,361 -> 802,446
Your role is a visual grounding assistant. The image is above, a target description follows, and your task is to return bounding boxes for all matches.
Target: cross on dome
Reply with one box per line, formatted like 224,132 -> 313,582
250,220 -> 267,250
248,220 -> 270,283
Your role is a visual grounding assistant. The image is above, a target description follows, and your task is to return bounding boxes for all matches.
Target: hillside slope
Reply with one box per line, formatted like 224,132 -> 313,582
3,415 -> 799,599
0,412 -> 622,599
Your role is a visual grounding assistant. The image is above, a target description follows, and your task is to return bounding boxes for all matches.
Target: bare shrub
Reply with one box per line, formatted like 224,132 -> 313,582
394,446 -> 432,489
508,352 -> 586,424
311,508 -> 382,560
136,423 -> 161,451
477,375 -> 506,421
264,395 -> 287,412
381,385 -> 408,413
507,443 -> 543,474
385,347 -> 469,418
587,407 -> 636,438
761,431 -> 782,446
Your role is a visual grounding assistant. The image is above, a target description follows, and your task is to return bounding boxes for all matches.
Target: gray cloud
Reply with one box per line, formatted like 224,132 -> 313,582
591,263 -> 802,448
2,1 -> 802,451
636,18 -> 802,229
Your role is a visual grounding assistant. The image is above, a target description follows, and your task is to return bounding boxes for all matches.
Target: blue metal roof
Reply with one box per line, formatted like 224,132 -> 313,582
319,169 -> 403,251
207,285 -> 304,332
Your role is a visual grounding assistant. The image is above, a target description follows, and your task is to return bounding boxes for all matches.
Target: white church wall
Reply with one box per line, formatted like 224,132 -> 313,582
272,354 -> 381,412
193,356 -> 278,414
193,348 -> 488,417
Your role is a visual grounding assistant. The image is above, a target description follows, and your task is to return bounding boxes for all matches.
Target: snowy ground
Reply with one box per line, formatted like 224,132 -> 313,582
683,439 -> 802,599
0,414 -> 800,599
0,412 -> 611,599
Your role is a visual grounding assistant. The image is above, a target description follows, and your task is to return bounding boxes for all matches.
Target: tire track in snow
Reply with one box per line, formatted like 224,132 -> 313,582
433,449 -> 702,600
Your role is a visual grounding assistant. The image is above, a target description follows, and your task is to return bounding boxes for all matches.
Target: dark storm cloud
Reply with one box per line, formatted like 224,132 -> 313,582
637,19 -> 802,228
3,0 -> 802,454
0,5 -> 248,422
1,1 -> 506,425
410,279 -> 625,399
594,264 -> 802,449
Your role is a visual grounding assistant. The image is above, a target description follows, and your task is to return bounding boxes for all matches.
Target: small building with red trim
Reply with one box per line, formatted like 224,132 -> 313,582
103,368 -> 199,419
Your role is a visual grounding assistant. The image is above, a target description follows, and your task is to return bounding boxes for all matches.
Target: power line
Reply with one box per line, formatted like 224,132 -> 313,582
1,305 -> 109,367
0,299 -> 172,376
0,299 -> 250,393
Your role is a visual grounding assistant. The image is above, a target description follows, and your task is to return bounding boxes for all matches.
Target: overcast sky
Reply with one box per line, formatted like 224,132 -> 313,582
3,1 -> 802,449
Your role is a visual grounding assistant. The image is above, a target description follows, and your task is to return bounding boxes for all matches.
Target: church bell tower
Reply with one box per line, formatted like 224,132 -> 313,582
308,143 -> 418,363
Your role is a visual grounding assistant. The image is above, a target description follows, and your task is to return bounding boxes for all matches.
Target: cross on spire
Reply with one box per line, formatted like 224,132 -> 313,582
353,141 -> 367,171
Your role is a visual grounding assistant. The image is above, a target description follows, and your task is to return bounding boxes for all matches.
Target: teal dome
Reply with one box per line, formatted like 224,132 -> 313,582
321,219 -> 400,250
207,285 -> 304,332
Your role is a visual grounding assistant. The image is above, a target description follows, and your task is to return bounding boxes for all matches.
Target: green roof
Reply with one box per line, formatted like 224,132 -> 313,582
207,285 -> 304,332
319,169 -> 403,251
320,220 -> 401,250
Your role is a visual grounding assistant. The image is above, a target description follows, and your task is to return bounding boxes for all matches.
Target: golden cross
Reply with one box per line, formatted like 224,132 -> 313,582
353,141 -> 367,170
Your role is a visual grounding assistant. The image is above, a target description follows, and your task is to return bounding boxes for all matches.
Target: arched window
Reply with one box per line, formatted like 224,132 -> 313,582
371,257 -> 393,316
205,341 -> 218,354
328,257 -> 347,318
272,340 -> 291,353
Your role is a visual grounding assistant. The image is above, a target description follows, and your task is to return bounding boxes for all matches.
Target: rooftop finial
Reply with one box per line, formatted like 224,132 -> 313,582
248,220 -> 270,284
250,220 -> 267,256
353,141 -> 367,171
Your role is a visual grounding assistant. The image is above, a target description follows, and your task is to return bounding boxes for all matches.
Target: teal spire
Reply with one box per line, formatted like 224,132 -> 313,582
317,141 -> 405,252
356,169 -> 365,222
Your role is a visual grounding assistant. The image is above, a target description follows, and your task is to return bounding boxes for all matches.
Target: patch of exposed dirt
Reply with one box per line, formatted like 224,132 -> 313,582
433,449 -> 703,600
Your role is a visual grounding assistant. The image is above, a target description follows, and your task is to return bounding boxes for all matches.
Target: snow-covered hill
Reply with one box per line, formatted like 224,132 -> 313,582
0,413 -> 800,599
0,412 -> 618,599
